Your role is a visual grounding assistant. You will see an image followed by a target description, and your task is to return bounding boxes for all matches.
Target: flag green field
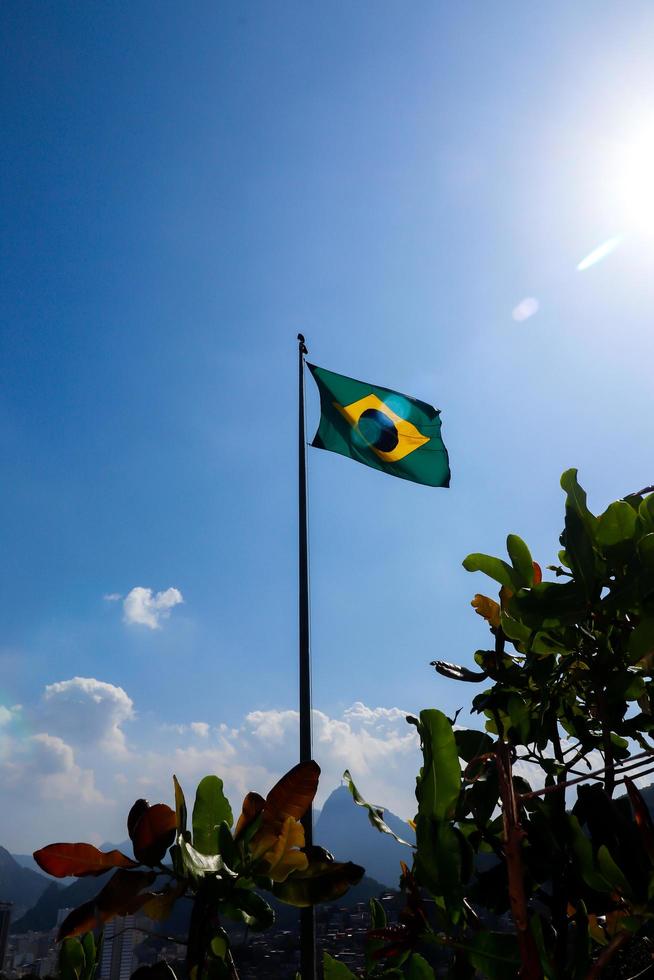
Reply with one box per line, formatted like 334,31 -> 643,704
307,363 -> 450,488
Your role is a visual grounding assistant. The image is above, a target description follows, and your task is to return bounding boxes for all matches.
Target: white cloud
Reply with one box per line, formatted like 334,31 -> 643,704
41,676 -> 134,754
190,722 -> 210,738
29,733 -> 104,804
103,593 -> 122,602
123,587 -> 184,629
0,704 -> 21,727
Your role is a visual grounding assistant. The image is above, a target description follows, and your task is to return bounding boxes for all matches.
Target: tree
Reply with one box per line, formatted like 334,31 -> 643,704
339,471 -> 654,978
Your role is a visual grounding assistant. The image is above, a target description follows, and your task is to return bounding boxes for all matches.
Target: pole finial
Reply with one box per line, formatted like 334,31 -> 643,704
297,333 -> 308,354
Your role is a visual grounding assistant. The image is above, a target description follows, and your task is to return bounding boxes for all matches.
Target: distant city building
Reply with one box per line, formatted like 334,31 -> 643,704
100,915 -> 137,980
0,903 -> 12,973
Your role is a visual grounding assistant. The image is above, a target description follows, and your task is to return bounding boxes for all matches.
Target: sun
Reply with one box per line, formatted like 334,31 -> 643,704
607,121 -> 654,234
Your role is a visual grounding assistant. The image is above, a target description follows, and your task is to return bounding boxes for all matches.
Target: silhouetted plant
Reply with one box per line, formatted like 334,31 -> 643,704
337,471 -> 654,978
35,762 -> 363,980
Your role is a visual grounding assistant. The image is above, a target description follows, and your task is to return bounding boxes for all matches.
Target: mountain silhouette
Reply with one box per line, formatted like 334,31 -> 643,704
315,785 -> 414,888
0,847 -> 53,919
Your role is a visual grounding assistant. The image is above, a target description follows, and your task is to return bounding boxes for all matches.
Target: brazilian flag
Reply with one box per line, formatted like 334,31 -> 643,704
307,364 -> 450,488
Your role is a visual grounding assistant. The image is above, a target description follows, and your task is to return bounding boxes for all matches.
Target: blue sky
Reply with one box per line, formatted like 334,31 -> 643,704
2,2 -> 654,851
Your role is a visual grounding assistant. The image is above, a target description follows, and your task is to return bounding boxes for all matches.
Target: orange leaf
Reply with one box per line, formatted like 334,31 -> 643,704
131,804 -> 177,865
57,901 -> 98,940
34,843 -> 139,878
265,761 -> 320,825
471,594 -> 501,628
533,562 -> 542,585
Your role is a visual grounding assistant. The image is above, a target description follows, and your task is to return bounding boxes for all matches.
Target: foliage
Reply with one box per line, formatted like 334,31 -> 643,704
350,472 -> 654,978
35,762 -> 363,980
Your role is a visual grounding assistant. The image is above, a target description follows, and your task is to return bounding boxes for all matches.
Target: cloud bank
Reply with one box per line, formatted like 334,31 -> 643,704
0,679 -> 420,852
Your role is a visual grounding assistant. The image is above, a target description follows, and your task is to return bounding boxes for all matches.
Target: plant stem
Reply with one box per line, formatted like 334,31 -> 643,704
493,633 -> 542,980
584,930 -> 630,979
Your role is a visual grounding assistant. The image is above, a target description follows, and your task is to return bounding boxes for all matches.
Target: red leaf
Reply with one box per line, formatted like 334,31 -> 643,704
127,799 -> 150,838
533,562 -> 543,585
234,792 -> 266,839
131,803 -> 176,865
34,843 -> 139,878
625,777 -> 654,862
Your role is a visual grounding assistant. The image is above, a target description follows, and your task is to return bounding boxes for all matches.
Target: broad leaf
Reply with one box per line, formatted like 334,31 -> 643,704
323,953 -> 357,979
471,594 -> 501,628
462,553 -> 518,590
57,903 -> 97,942
59,938 -> 85,980
34,843 -> 138,878
625,777 -> 654,863
638,533 -> 654,570
454,728 -> 494,763
343,770 -> 414,846
597,501 -> 638,547
234,792 -> 265,839
58,869 -> 157,939
466,931 -> 521,978
560,469 -> 597,531
178,837 -> 236,877
172,775 -> 187,835
192,776 -> 233,855
413,709 -> 460,821
130,803 -> 177,865
272,847 -> 364,907
506,534 -> 534,587
265,760 -> 320,824
227,889 -> 274,931
405,953 -> 436,979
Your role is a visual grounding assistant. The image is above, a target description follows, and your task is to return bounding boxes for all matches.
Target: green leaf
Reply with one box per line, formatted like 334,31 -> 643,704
414,709 -> 460,821
81,933 -> 96,980
628,617 -> 654,662
192,776 -> 234,855
638,533 -> 654,570
210,935 -> 228,960
415,817 -> 461,905
173,775 -> 187,836
510,580 -> 586,628
560,469 -> 597,531
178,837 -> 236,878
506,534 -> 534,587
342,770 -> 414,846
597,845 -> 633,899
369,896 -> 386,928
454,729 -> 494,763
59,938 -> 85,980
228,889 -> 274,931
405,953 -> 436,979
639,496 -> 654,534
462,553 -> 518,590
597,501 -> 638,547
466,931 -> 521,979
563,506 -> 597,597
568,815 -> 612,895
323,953 -> 357,980
217,820 -> 236,866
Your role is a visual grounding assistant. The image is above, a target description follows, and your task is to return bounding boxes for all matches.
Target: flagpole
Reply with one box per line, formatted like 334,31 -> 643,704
297,333 -> 316,980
